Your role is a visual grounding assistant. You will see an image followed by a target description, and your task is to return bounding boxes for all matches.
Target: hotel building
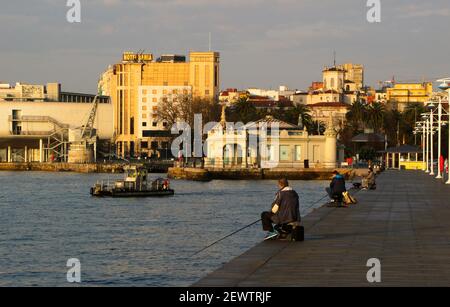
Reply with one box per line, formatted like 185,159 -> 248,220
99,51 -> 220,158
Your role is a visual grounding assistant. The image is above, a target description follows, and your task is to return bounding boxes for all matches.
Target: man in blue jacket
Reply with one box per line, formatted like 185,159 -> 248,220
326,170 -> 346,202
261,178 -> 301,240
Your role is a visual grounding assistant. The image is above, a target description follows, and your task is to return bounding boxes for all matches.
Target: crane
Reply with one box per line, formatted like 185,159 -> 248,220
81,95 -> 99,140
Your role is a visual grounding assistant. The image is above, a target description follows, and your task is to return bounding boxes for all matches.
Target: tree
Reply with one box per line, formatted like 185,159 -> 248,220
346,100 -> 367,134
226,97 -> 264,124
309,120 -> 326,135
158,94 -> 221,128
281,104 -> 313,128
366,102 -> 385,133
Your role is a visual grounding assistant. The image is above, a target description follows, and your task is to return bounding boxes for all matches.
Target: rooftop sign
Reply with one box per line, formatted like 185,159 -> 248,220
122,52 -> 153,63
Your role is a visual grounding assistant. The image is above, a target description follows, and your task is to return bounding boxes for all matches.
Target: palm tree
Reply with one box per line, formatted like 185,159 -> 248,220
309,120 -> 326,135
346,100 -> 367,133
228,97 -> 258,124
282,104 -> 312,128
367,102 -> 386,133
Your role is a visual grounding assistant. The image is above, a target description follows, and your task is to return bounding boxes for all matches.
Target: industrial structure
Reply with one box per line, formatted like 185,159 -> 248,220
0,82 -> 113,163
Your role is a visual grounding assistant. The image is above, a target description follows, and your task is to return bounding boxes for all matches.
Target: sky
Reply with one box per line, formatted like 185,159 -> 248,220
0,0 -> 449,93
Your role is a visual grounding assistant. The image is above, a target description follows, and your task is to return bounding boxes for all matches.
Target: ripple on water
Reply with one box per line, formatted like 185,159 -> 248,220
0,172 -> 328,286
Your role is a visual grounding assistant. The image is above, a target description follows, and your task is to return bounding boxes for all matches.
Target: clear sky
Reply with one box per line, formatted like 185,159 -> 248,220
0,0 -> 449,93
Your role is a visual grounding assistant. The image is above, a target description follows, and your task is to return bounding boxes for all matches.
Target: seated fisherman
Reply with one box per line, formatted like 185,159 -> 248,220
261,178 -> 301,240
326,171 -> 346,202
366,167 -> 376,190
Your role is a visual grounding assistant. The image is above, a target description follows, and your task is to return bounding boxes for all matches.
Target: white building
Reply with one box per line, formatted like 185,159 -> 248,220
247,85 -> 296,101
0,87 -> 113,163
205,115 -> 339,170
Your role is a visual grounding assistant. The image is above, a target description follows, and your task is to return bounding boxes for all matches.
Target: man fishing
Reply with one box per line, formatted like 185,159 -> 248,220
261,178 -> 301,240
326,170 -> 347,202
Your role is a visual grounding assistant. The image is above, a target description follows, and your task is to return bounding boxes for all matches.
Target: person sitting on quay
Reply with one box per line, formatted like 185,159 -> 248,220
326,170 -> 346,203
261,178 -> 301,241
362,167 -> 376,190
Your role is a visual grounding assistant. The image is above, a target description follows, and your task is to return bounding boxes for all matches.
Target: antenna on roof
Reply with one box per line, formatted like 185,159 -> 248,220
209,32 -> 212,51
333,50 -> 336,67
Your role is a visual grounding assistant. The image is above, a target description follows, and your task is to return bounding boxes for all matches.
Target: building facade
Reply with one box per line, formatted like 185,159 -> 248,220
137,85 -> 192,158
0,83 -> 113,163
99,51 -> 220,157
386,82 -> 433,111
205,116 -> 338,170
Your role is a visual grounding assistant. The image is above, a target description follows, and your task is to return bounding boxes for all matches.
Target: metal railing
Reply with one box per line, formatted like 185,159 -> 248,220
8,115 -> 70,128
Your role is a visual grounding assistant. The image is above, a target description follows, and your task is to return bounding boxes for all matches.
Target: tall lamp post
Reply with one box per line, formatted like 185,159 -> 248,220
427,101 -> 436,176
415,121 -> 426,171
421,114 -> 430,173
435,98 -> 443,179
437,78 -> 450,184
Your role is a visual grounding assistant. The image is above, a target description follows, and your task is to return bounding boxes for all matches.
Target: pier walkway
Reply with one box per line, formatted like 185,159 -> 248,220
194,171 -> 450,287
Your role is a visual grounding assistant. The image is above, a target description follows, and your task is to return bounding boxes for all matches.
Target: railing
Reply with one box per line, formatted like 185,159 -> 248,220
9,130 -> 55,136
8,115 -> 70,128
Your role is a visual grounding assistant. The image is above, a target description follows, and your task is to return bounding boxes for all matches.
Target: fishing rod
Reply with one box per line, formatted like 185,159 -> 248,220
190,219 -> 262,258
190,192 -> 334,258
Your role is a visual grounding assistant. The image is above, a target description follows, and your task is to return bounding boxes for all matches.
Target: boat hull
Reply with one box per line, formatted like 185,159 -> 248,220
91,188 -> 175,198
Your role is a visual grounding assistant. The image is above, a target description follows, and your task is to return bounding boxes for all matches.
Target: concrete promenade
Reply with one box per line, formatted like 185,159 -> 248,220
194,170 -> 450,287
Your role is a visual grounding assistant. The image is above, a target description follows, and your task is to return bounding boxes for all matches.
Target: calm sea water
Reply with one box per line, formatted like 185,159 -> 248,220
0,172 -> 328,287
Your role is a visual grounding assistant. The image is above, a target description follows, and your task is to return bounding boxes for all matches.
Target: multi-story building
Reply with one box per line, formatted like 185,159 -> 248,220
0,82 -> 113,163
99,51 -> 220,157
386,82 -> 433,111
137,85 -> 192,158
338,63 -> 364,91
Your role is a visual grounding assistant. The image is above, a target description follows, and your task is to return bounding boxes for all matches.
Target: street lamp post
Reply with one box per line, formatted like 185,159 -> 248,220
429,107 -> 435,176
426,117 -> 430,173
437,78 -> 450,184
436,98 -> 443,179
421,123 -> 427,171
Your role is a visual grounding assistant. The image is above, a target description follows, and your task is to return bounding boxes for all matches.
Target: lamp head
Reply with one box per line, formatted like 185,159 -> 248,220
437,78 -> 450,91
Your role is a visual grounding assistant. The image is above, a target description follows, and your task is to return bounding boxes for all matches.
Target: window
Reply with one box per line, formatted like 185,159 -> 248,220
142,97 -> 147,103
214,66 -> 219,87
142,122 -> 147,127
152,98 -> 157,103
152,106 -> 158,111
173,89 -> 178,95
142,106 -> 147,111
280,145 -> 290,161
142,114 -> 147,119
152,122 -> 158,127
163,122 -> 168,128
163,90 -> 168,95
295,146 -> 302,161
142,89 -> 147,95
141,141 -> 148,149
152,89 -> 157,95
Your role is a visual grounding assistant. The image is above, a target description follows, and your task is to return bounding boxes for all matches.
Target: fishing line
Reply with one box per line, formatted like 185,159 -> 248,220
190,191 -> 337,258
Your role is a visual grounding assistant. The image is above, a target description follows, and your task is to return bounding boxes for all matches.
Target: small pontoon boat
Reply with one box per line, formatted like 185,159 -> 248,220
90,166 -> 174,198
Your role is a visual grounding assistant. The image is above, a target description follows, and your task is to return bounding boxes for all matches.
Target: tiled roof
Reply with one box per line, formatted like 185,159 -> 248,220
244,116 -> 300,130
308,102 -> 350,108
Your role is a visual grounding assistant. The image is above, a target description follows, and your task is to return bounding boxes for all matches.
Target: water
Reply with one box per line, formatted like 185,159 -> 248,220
0,172 -> 328,286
